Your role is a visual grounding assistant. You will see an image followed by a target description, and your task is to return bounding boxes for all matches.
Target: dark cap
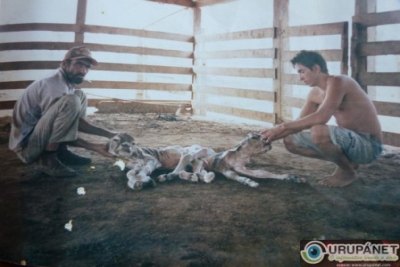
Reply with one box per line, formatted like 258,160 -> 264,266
63,46 -> 98,66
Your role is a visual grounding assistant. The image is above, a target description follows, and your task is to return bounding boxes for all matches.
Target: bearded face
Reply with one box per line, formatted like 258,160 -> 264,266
62,59 -> 91,84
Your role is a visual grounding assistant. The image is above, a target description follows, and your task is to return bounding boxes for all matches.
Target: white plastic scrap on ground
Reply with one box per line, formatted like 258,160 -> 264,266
77,187 -> 86,195
64,220 -> 73,232
113,159 -> 125,171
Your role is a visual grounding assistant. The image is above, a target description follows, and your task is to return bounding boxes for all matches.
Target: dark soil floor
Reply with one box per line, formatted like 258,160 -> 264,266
0,113 -> 399,267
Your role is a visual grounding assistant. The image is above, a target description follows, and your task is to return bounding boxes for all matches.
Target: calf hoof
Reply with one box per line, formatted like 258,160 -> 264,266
189,173 -> 199,182
248,181 -> 259,188
178,171 -> 193,181
201,172 -> 215,183
128,180 -> 143,190
287,174 -> 306,183
127,177 -> 156,190
156,174 -> 167,182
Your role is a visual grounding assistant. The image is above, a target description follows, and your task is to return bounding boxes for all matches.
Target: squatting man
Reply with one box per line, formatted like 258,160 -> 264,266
9,46 -> 133,177
261,50 -> 382,187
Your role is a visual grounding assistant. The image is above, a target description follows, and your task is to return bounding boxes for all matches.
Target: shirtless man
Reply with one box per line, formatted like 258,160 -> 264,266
261,50 -> 382,187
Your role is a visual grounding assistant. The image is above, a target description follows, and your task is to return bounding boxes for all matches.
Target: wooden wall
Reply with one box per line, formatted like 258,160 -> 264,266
0,0 -> 399,146
0,0 -> 193,111
352,1 -> 400,147
194,27 -> 276,124
281,22 -> 349,121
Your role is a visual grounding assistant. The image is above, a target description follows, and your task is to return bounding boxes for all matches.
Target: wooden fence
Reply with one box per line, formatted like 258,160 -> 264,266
1,10 -> 399,146
281,22 -> 349,121
0,23 -> 194,110
194,28 -> 276,124
352,9 -> 400,147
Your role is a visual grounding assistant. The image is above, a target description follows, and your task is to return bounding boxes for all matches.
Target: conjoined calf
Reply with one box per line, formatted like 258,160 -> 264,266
108,133 -> 303,190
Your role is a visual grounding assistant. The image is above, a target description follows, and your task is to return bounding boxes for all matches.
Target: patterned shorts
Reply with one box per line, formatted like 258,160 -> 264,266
291,126 -> 383,164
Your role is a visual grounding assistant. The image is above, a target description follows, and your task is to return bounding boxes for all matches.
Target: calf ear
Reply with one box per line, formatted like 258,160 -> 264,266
248,132 -> 261,139
108,135 -> 122,154
118,133 -> 135,144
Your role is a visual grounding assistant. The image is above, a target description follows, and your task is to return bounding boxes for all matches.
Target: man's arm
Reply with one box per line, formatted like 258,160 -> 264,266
78,117 -> 116,138
68,137 -> 113,158
299,87 -> 320,118
261,76 -> 346,141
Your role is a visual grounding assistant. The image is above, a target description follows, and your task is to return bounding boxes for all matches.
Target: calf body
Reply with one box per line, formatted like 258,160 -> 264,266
109,133 -> 301,190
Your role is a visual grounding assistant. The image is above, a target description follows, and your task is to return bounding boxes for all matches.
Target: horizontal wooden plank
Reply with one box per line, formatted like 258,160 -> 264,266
83,25 -> 193,42
0,23 -> 76,32
0,42 -> 73,51
96,63 -> 193,74
195,67 -> 274,78
196,0 -> 237,7
146,0 -> 194,7
197,28 -> 274,42
0,101 -> 15,110
283,49 -> 344,61
374,101 -> 400,117
0,42 -> 193,58
287,22 -> 347,37
86,43 -> 193,58
203,86 -> 276,101
206,104 -> 276,123
197,48 -> 275,59
0,98 -> 192,111
282,74 -> 302,85
82,81 -> 191,91
0,61 -> 192,75
283,96 -> 305,109
0,81 -> 33,90
0,61 -> 60,71
0,81 -> 192,92
359,72 -> 400,87
0,23 -> 193,42
353,10 -> 400,27
147,0 -> 238,7
359,41 -> 400,56
382,131 -> 400,147
89,99 -> 190,112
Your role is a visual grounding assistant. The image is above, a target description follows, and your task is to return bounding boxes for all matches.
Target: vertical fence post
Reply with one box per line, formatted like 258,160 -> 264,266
75,0 -> 87,45
273,0 -> 289,124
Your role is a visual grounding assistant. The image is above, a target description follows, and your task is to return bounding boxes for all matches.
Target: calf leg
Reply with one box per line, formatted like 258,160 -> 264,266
126,161 -> 157,190
234,166 -> 304,183
158,153 -> 194,182
177,159 -> 215,183
222,169 -> 259,188
191,159 -> 215,183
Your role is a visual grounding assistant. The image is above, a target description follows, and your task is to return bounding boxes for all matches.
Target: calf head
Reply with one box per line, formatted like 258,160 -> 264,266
108,133 -> 136,157
233,132 -> 272,156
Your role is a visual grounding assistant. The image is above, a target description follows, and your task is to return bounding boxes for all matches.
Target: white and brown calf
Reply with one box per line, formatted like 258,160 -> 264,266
108,133 -> 303,190
108,134 -> 215,190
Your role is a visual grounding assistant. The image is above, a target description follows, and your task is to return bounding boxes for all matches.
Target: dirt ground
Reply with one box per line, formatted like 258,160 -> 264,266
0,113 -> 399,267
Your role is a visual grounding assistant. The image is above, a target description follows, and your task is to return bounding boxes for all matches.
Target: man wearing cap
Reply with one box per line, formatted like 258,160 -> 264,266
9,46 -> 132,177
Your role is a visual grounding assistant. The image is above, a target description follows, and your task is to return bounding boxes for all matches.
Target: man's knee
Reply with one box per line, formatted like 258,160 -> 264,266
74,90 -> 87,117
60,94 -> 82,116
310,124 -> 331,145
283,135 -> 297,152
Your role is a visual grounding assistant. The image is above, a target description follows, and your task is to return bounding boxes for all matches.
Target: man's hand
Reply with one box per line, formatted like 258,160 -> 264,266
260,124 -> 286,143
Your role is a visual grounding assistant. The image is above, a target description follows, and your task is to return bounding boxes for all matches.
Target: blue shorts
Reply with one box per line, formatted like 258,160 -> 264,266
291,126 -> 383,164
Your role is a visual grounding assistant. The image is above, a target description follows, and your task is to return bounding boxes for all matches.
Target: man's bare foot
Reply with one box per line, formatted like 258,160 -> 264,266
318,167 -> 358,187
